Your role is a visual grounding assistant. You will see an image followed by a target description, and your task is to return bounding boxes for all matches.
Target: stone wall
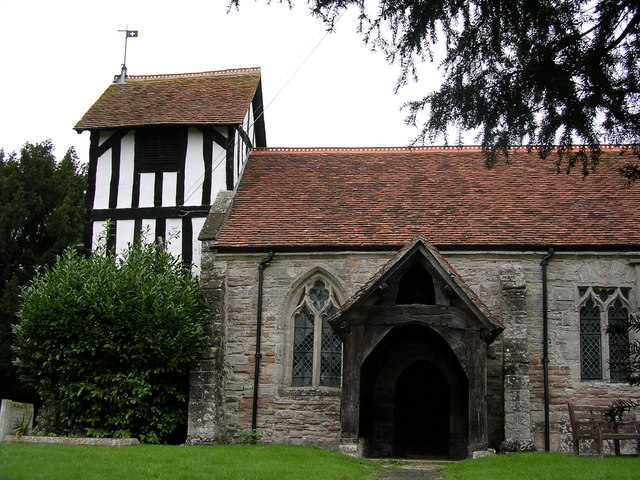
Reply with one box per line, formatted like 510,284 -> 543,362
537,254 -> 638,454
189,247 -> 639,454
189,250 -> 392,447
187,255 -> 228,443
449,251 -> 639,453
446,253 -> 539,450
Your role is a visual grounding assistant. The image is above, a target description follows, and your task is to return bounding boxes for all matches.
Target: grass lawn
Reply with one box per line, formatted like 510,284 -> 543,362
0,443 -> 380,480
445,452 -> 640,480
3,445 -> 640,480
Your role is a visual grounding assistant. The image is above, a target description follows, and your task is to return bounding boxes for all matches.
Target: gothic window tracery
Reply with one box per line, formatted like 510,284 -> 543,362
578,287 -> 632,382
292,278 -> 342,387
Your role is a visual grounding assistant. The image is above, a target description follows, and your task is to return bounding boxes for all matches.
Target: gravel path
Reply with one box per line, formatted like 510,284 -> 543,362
377,460 -> 448,480
380,470 -> 445,480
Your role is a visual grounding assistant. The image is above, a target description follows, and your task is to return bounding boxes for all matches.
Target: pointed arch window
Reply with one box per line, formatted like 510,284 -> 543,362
578,287 -> 631,382
292,278 -> 342,387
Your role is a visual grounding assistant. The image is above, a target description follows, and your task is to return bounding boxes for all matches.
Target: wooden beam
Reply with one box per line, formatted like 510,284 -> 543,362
91,205 -> 210,221
108,139 -> 121,209
201,128 -> 214,205
226,126 -> 236,191
84,131 -> 100,250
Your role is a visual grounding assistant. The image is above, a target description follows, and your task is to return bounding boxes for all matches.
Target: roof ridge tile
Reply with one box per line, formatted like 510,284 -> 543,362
128,67 -> 261,81
252,145 -> 633,154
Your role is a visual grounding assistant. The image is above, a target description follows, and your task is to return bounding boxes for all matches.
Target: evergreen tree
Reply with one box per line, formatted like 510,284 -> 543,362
0,141 -> 86,401
233,0 -> 640,180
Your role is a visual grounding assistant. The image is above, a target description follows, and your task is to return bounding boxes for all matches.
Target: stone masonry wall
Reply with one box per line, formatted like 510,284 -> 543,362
449,251 -> 639,454
535,254 -> 638,454
187,254 -> 227,443
197,251 -> 392,448
190,247 -> 639,453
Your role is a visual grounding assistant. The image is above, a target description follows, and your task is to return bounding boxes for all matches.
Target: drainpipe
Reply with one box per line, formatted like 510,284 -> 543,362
252,250 -> 275,431
541,248 -> 554,452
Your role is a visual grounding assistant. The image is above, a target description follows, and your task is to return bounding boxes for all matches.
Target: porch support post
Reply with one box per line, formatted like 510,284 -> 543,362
338,324 -> 364,456
341,330 -> 359,437
466,329 -> 489,454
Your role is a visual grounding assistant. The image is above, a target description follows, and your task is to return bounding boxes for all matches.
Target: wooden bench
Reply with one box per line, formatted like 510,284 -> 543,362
568,402 -> 640,458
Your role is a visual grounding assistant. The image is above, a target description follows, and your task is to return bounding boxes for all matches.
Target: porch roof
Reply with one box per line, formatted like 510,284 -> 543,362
329,236 -> 503,339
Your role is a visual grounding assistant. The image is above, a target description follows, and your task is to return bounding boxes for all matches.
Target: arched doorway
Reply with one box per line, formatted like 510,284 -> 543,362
360,325 -> 468,459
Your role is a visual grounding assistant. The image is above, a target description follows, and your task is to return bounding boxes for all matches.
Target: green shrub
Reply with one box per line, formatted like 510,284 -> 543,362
236,429 -> 263,444
12,231 -> 209,443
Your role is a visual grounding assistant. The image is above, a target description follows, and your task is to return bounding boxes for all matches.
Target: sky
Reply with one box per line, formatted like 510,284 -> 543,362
0,0 -> 444,165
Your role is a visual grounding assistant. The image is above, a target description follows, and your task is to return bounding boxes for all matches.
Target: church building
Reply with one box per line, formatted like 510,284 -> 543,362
76,68 -> 640,459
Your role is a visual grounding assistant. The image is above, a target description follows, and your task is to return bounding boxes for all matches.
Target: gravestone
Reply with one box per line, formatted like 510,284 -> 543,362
0,399 -> 34,440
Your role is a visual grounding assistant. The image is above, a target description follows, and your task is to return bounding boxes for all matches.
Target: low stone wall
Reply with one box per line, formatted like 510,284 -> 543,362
3,435 -> 140,446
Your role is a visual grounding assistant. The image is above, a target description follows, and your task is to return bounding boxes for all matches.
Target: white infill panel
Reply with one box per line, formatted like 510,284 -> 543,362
166,218 -> 183,260
162,172 -> 177,206
191,216 -> 206,275
139,172 -> 155,208
211,136 -> 226,196
116,133 -> 135,208
140,219 -> 155,243
184,128 -> 204,206
116,219 -> 135,256
92,220 -> 108,250
247,106 -> 254,142
235,135 -> 250,187
93,150 -> 112,209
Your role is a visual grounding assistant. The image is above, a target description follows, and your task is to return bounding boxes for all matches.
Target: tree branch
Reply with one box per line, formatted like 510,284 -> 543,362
605,10 -> 640,52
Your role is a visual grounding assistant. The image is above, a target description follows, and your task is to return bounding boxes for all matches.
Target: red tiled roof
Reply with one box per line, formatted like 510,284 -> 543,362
213,146 -> 640,250
75,68 -> 261,130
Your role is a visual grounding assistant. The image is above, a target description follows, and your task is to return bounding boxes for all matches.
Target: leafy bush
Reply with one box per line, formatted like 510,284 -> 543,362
236,429 -> 263,444
13,232 -> 209,443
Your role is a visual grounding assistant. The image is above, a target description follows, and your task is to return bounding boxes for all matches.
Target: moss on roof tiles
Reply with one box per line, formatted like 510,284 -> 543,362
213,148 -> 640,249
75,69 -> 261,130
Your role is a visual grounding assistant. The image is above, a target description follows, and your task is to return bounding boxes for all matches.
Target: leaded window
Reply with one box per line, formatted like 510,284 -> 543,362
580,298 -> 602,379
292,279 -> 342,387
579,287 -> 632,382
608,298 -> 631,382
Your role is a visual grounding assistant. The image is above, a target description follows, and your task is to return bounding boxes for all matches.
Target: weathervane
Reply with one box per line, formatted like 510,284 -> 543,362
115,27 -> 138,84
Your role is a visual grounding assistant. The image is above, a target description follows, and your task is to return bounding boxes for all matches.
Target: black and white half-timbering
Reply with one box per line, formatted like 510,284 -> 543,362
75,68 -> 266,272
